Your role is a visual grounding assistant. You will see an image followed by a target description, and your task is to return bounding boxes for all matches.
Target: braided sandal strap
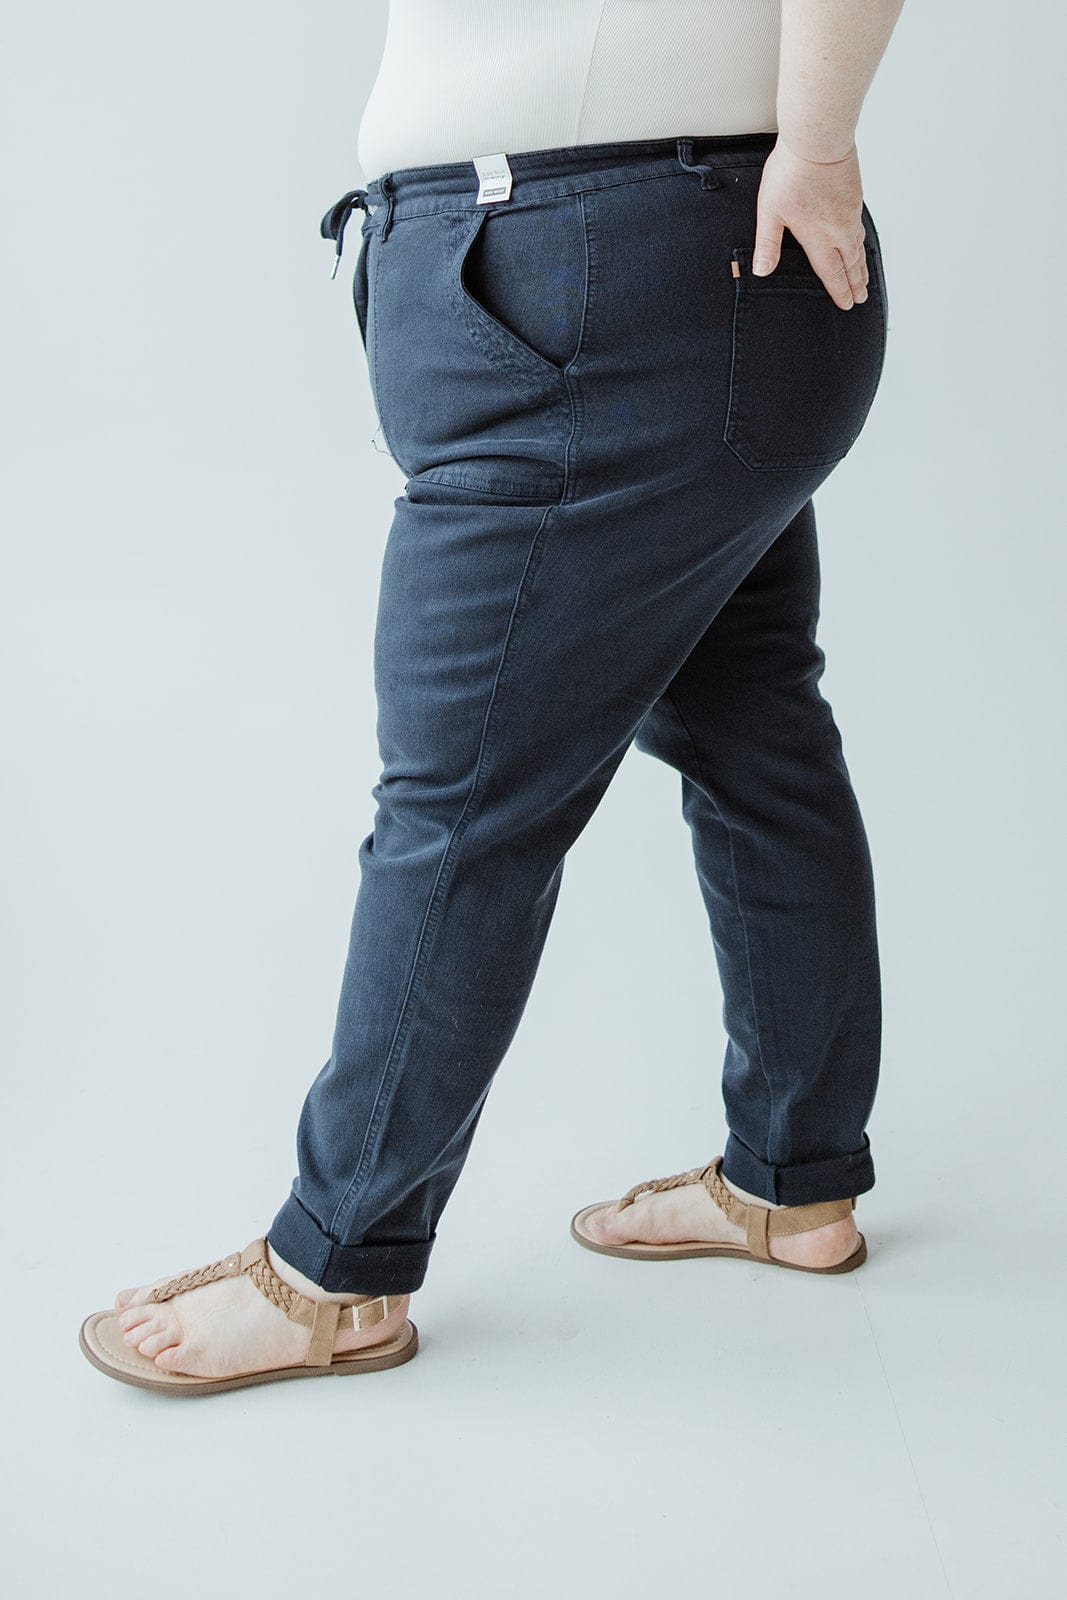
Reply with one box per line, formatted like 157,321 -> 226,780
147,1238 -> 398,1365
616,1162 -> 714,1214
615,1155 -> 856,1262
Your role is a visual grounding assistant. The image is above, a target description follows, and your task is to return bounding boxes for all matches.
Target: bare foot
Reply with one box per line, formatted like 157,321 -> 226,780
112,1243 -> 411,1378
584,1168 -> 859,1268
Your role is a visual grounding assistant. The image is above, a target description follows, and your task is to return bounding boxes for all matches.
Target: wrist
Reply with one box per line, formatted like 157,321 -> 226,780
775,133 -> 858,167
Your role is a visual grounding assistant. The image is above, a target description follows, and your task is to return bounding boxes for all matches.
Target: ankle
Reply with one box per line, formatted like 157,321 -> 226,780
769,1215 -> 859,1267
719,1170 -> 859,1261
720,1171 -> 786,1210
266,1241 -> 407,1309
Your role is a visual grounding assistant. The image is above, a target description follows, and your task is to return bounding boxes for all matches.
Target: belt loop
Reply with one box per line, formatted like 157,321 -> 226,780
378,172 -> 396,242
675,136 -> 723,191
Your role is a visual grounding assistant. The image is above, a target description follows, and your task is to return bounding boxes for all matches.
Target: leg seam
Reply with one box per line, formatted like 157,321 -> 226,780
660,684 -> 777,1173
328,499 -> 559,1243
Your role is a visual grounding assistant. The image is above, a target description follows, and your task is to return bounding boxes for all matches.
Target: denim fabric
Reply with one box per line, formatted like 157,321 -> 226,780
268,133 -> 887,1294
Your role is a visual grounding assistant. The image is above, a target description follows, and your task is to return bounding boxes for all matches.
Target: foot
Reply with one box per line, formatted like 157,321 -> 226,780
112,1243 -> 411,1379
584,1168 -> 860,1268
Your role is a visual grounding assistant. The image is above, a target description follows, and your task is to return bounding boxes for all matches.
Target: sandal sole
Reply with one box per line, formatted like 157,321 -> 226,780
79,1309 -> 419,1395
570,1201 -> 867,1274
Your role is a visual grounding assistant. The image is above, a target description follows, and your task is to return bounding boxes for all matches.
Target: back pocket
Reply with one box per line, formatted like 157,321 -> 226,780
723,219 -> 888,472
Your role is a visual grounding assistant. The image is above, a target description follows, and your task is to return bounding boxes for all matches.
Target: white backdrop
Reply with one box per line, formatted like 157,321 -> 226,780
2,4 -> 1064,1597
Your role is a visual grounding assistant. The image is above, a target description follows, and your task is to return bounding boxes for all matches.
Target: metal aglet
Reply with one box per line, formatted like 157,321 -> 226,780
330,251 -> 342,281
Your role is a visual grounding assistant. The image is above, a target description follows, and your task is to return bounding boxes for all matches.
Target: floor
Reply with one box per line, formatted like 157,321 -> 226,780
6,761 -> 1064,1598
10,1124 -> 1063,1600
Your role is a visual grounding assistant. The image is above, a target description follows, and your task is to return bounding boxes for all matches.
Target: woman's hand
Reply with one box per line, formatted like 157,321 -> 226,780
752,137 -> 869,309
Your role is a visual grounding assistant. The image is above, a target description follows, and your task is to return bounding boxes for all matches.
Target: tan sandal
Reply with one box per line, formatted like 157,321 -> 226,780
79,1236 -> 419,1395
571,1155 -> 866,1274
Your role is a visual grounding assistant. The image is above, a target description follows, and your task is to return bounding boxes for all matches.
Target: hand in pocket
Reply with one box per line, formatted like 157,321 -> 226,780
750,137 -> 871,310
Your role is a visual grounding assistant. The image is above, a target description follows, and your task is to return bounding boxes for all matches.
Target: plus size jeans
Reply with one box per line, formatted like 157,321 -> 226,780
267,132 -> 888,1294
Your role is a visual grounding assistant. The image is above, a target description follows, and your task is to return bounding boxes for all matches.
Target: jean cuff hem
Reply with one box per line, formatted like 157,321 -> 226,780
267,1191 -> 435,1295
721,1131 -> 875,1206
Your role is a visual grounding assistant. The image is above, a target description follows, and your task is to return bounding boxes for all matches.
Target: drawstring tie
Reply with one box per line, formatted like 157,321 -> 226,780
321,188 -> 370,279
323,150 -> 713,276
321,174 -> 395,276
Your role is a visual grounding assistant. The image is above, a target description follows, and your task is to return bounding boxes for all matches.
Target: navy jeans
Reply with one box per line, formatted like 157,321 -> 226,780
268,133 -> 887,1294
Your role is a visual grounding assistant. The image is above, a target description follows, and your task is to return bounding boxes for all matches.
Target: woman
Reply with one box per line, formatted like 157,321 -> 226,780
80,0 -> 907,1395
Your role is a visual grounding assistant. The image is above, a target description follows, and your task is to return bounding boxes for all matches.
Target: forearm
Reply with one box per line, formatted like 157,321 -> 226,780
777,0 -> 906,163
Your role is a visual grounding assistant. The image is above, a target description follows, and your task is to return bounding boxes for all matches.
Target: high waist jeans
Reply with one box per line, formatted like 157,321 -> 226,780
267,133 -> 887,1294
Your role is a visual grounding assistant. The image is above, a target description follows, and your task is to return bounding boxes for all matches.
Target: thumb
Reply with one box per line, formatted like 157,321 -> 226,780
752,219 -> 784,276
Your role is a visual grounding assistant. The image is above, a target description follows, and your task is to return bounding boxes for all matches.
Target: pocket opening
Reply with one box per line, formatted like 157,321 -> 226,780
455,200 -> 587,385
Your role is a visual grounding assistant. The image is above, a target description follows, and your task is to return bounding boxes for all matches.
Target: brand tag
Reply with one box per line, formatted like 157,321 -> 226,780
473,152 -> 513,205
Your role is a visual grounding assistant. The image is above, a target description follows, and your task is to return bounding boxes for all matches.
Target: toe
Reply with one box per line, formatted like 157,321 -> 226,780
118,1284 -> 154,1309
123,1315 -> 161,1345
138,1330 -> 180,1360
119,1305 -> 155,1333
154,1346 -> 191,1374
584,1203 -> 622,1242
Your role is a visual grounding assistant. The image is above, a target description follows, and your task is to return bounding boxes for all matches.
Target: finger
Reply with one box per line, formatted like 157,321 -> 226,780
844,221 -> 869,301
752,216 -> 784,276
843,245 -> 868,304
814,250 -> 855,310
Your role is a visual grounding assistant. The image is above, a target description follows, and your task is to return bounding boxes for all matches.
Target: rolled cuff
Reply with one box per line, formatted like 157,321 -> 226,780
722,1130 -> 875,1206
267,1190 -> 435,1295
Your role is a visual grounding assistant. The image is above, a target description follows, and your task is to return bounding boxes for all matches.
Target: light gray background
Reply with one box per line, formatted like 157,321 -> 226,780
2,4 -> 1064,1597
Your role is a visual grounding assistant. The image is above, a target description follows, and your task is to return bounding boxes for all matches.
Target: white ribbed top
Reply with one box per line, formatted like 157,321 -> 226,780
356,0 -> 781,180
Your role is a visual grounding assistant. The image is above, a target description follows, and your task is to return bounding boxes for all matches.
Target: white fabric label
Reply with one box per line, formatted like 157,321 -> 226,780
473,152 -> 513,205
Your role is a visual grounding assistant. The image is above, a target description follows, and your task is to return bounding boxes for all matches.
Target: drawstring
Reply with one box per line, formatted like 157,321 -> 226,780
320,174 -> 396,277
675,137 -> 725,191
321,188 -> 370,279
324,149 -> 715,278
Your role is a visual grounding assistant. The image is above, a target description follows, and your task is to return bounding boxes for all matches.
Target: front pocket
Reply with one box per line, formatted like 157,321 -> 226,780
365,208 -> 578,500
723,229 -> 888,471
454,195 -> 588,388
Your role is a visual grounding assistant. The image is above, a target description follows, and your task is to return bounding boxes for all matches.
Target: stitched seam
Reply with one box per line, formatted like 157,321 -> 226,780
459,287 -> 570,405
367,167 -> 716,231
91,1337 -> 191,1379
561,189 -> 592,503
329,499 -> 561,1242
454,208 -> 578,404
367,232 -> 409,474
725,273 -> 886,471
330,200 -> 586,1239
660,685 -> 777,1173
414,470 -> 562,501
